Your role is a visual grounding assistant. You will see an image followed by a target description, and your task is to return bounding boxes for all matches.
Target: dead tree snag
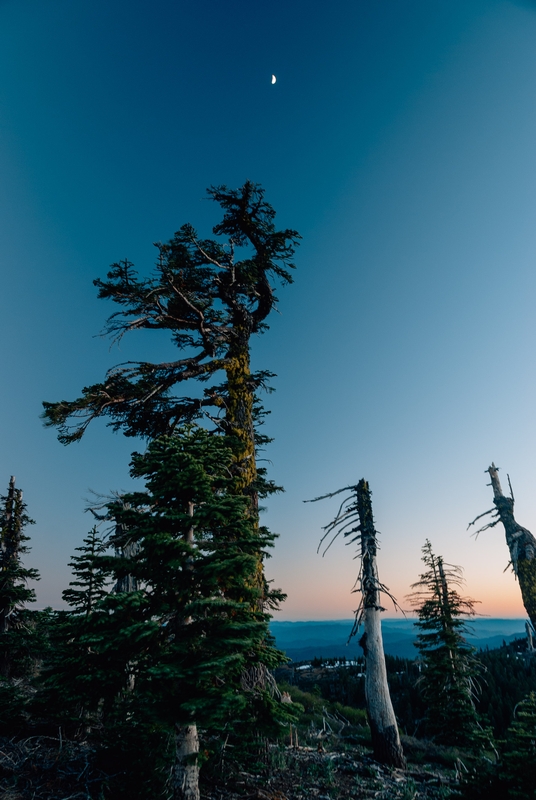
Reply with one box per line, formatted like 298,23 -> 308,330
469,463 -> 536,633
309,479 -> 406,768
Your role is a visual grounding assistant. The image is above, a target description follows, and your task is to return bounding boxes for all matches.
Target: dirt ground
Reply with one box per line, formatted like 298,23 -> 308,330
201,742 -> 462,800
0,734 -> 463,799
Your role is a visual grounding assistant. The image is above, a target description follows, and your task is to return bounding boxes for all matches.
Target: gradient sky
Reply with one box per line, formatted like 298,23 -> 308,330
1,0 -> 536,620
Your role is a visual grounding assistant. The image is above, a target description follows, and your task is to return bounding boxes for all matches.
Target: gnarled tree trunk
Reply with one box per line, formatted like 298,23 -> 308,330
485,464 -> 536,632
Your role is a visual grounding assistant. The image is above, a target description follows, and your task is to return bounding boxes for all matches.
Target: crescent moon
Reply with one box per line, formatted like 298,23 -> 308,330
271,74 -> 276,84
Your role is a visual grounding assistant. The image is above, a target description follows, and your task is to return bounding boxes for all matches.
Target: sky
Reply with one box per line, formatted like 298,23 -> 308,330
1,0 -> 536,620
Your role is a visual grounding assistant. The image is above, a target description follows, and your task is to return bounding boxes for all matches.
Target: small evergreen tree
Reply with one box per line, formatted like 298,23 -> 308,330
33,527 -> 112,731
0,476 -> 39,678
462,691 -> 536,799
408,540 -> 486,747
500,691 -> 536,798
62,526 -> 109,615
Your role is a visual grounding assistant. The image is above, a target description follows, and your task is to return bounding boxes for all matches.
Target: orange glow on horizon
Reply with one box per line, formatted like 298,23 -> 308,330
271,576 -> 528,622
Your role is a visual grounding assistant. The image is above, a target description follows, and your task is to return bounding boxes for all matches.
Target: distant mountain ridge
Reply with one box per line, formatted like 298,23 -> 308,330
270,618 -> 528,661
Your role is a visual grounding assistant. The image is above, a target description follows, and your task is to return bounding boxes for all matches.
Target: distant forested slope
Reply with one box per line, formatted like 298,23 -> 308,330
270,618 -> 527,661
275,635 -> 536,738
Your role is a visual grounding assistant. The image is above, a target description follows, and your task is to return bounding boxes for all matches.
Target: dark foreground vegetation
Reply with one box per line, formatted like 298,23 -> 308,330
1,634 -> 536,798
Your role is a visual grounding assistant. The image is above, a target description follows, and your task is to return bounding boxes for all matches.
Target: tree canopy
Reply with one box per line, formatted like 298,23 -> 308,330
42,182 -> 300,493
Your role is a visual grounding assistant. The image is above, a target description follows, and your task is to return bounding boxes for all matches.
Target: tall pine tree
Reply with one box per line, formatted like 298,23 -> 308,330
42,181 -> 298,689
40,183 -> 297,793
43,428 -> 290,800
0,476 -> 39,679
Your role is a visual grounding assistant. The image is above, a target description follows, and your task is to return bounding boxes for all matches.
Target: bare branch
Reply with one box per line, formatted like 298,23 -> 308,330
304,485 -> 356,504
467,508 -> 495,530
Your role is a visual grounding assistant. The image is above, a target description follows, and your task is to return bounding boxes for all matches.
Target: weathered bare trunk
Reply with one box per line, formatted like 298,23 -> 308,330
172,501 -> 200,800
360,606 -> 405,766
356,479 -> 406,769
173,724 -> 200,800
486,464 -> 536,631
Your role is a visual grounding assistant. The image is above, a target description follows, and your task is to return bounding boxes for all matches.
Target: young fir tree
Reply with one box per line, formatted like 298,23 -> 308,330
0,476 -> 39,679
44,428 -> 290,800
462,691 -> 536,800
34,527 -> 111,730
500,691 -> 536,799
62,526 -> 109,616
408,540 -> 486,747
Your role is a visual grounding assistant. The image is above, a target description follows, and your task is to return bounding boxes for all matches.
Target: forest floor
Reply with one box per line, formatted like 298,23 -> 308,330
0,734 -> 98,800
201,736 -> 464,800
0,732 -> 467,799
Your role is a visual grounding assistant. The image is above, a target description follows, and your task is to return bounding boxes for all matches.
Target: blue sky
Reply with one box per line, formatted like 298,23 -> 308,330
1,0 -> 536,618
